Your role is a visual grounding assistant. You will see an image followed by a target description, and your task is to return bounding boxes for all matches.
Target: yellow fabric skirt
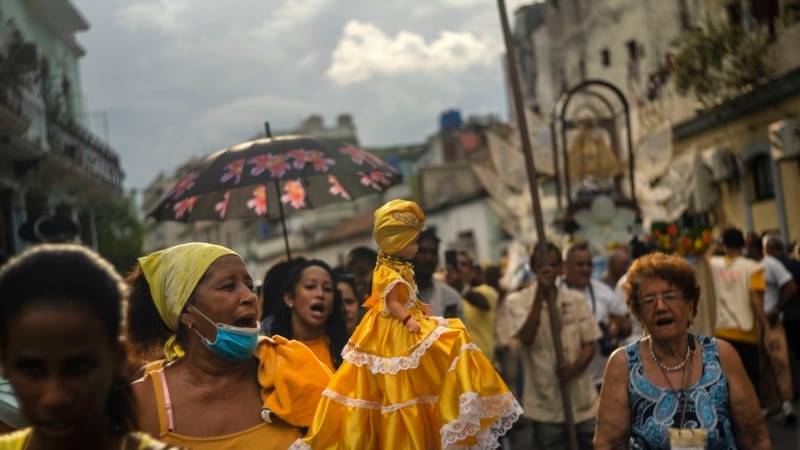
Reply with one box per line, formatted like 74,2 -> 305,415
292,307 -> 523,449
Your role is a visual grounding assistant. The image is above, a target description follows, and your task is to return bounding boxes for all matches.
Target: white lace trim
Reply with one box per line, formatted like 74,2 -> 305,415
447,343 -> 481,372
308,390 -> 522,449
377,279 -> 417,316
440,392 -> 523,450
323,389 -> 439,413
343,317 -> 451,375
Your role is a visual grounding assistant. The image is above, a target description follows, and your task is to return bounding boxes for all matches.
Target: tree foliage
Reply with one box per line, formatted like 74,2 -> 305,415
672,19 -> 771,108
95,192 -> 144,276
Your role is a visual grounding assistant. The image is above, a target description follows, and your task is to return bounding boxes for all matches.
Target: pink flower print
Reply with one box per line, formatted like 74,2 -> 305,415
328,174 -> 351,200
248,153 -> 291,178
340,146 -> 397,172
340,146 -> 366,165
220,158 -> 246,185
370,171 -> 392,186
281,179 -> 306,209
247,185 -> 268,216
286,148 -> 311,169
215,190 -> 232,219
173,196 -> 199,219
307,150 -> 335,172
358,171 -> 380,190
168,171 -> 199,199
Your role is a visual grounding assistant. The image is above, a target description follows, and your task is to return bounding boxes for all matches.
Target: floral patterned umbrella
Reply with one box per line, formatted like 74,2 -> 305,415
148,135 -> 402,241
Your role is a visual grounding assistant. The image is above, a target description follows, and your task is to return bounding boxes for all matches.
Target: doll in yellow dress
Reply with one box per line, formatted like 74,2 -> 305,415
292,199 -> 522,449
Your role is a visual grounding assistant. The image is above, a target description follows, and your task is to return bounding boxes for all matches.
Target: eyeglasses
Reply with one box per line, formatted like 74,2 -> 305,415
640,291 -> 682,309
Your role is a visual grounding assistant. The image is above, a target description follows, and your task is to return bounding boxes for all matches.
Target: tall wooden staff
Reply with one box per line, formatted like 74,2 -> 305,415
495,1 -> 578,449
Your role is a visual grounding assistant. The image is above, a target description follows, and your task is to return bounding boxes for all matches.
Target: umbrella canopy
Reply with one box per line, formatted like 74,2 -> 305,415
148,135 -> 402,223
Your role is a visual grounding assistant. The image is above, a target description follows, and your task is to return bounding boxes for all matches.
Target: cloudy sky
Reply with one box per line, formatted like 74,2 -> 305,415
72,0 -> 530,192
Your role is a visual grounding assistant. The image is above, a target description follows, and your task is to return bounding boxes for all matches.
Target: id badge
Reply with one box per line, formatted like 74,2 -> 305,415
668,428 -> 707,450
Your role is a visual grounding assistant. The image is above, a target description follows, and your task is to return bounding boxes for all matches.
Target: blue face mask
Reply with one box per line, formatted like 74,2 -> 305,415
189,305 -> 260,363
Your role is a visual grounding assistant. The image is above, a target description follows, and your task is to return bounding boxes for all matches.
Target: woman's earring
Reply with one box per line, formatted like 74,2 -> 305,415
688,320 -> 694,330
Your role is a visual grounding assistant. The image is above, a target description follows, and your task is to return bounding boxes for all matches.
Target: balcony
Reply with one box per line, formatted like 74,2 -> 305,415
46,116 -> 124,190
0,83 -> 49,160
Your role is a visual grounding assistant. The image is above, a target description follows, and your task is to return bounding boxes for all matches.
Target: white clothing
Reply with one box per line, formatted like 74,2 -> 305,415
761,254 -> 793,312
418,279 -> 465,321
560,277 -> 628,385
709,255 -> 762,332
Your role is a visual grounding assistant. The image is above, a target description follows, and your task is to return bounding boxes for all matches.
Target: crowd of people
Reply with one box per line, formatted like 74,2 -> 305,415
1,200 -> 798,449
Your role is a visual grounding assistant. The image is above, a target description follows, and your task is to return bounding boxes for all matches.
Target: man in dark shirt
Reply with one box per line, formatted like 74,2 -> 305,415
765,236 -> 800,368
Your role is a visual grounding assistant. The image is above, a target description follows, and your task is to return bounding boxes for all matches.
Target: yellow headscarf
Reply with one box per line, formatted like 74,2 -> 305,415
373,199 -> 425,254
138,242 -> 238,360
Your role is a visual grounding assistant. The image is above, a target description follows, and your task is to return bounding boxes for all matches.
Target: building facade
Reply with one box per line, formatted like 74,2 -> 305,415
511,0 -> 800,244
0,0 -> 124,257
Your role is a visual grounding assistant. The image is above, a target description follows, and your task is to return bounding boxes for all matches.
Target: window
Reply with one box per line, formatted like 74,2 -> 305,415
601,49 -> 611,67
626,40 -> 639,61
751,154 -> 775,200
727,1 -> 743,26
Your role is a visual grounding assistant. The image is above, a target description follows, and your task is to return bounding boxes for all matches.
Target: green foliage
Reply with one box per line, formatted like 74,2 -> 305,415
672,19 -> 771,107
95,192 -> 144,276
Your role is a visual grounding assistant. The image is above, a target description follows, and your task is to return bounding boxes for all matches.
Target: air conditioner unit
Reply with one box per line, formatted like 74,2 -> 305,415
769,120 -> 800,160
702,148 -> 737,182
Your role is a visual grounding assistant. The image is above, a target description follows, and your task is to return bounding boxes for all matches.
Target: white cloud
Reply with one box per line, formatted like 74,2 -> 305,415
327,20 -> 498,85
115,0 -> 191,34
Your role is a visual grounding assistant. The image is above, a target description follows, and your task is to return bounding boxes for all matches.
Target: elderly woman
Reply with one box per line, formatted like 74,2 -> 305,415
126,243 -> 332,449
271,259 -> 349,371
594,253 -> 770,450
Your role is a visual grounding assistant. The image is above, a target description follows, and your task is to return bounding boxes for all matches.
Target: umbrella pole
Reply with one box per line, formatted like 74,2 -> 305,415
276,179 -> 292,260
496,1 -> 578,449
263,122 -> 292,260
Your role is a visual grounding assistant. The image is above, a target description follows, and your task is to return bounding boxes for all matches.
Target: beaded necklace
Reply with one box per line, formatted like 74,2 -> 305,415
376,251 -> 418,294
647,334 -> 692,372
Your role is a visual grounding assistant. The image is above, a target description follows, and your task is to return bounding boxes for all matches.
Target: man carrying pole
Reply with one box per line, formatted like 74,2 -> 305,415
495,0 -> 590,448
505,242 -> 602,449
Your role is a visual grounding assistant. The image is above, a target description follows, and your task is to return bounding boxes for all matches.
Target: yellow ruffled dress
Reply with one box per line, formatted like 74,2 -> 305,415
292,256 -> 522,449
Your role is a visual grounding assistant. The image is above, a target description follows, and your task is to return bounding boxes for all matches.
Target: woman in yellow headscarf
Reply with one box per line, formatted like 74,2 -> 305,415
125,243 -> 332,450
293,200 -> 523,449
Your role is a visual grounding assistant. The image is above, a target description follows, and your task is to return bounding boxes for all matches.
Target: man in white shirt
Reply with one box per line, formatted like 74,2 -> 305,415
750,234 -> 799,423
506,242 -> 600,449
560,242 -> 631,389
413,228 -> 465,321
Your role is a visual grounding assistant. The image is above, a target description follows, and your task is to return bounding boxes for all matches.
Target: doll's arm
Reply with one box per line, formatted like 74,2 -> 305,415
386,287 -> 420,333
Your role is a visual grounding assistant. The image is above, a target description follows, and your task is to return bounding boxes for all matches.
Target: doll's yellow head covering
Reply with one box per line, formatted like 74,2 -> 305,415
373,199 -> 425,254
138,242 -> 238,360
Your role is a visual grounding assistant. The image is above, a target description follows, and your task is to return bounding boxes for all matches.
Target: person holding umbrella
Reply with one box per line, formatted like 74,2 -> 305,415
125,243 -> 332,449
271,259 -> 349,371
292,199 -> 521,449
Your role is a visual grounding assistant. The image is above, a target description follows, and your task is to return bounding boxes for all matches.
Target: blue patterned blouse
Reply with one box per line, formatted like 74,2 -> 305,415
626,335 -> 737,450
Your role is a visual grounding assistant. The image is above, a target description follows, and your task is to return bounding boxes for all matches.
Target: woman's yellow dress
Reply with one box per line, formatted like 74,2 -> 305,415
292,260 -> 522,449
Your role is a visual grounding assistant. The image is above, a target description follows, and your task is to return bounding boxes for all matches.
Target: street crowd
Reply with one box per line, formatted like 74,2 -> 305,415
0,200 -> 795,449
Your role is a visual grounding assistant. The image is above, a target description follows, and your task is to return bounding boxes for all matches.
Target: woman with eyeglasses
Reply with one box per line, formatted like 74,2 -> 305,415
594,253 -> 770,450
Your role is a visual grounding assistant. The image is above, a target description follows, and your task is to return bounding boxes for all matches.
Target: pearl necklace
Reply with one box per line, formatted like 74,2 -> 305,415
647,335 -> 693,372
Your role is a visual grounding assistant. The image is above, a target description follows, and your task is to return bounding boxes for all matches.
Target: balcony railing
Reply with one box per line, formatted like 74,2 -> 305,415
0,83 -> 47,144
47,116 -> 124,190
